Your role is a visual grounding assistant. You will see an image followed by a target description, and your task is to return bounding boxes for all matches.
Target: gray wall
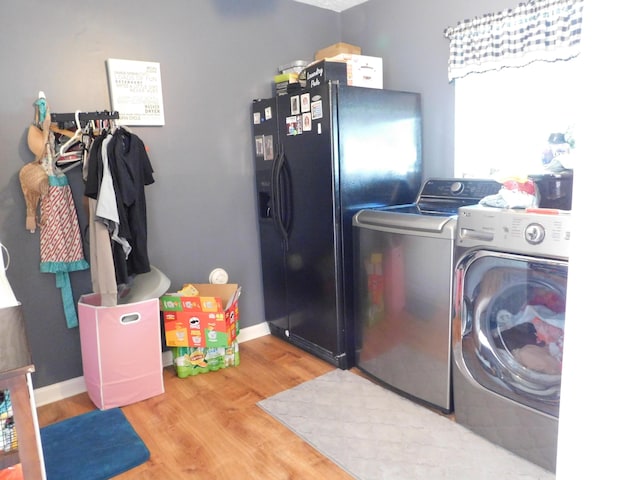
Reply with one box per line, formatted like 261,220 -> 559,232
0,0 -> 515,389
341,0 -> 517,177
0,0 -> 339,388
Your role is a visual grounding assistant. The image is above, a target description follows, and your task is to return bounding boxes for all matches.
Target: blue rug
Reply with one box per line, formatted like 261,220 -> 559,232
40,408 -> 149,480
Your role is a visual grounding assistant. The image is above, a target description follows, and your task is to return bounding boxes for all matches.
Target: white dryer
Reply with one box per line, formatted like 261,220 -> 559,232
452,205 -> 570,473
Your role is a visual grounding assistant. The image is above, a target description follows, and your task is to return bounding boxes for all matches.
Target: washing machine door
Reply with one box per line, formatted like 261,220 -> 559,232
455,250 -> 567,417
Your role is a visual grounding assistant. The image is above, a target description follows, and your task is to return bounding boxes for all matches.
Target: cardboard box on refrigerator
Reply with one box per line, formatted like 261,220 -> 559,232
314,42 -> 361,60
300,54 -> 383,89
329,53 -> 383,89
161,283 -> 241,348
299,60 -> 348,88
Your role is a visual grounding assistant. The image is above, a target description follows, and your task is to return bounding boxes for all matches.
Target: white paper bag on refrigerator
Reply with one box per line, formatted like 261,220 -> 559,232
0,243 -> 20,308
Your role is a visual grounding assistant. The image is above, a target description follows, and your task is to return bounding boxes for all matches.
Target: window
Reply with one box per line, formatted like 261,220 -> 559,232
453,57 -> 581,179
444,0 -> 584,179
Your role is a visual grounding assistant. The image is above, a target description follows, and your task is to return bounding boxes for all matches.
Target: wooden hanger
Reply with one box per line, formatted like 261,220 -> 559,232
50,124 -> 77,138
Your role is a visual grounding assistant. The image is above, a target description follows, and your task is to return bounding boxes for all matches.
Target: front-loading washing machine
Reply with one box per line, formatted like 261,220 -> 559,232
452,205 -> 570,473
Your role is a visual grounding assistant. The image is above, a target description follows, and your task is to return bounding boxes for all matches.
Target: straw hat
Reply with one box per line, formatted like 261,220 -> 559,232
27,124 -> 47,160
21,96 -> 54,231
19,160 -> 49,232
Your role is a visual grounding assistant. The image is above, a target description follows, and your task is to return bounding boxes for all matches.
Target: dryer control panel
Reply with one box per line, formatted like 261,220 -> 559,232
456,205 -> 571,259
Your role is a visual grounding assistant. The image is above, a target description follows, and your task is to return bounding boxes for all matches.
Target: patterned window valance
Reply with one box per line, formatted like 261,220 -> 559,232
444,0 -> 584,82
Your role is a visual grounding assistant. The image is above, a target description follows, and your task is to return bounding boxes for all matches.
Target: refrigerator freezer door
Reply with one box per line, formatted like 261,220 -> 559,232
252,99 -> 287,328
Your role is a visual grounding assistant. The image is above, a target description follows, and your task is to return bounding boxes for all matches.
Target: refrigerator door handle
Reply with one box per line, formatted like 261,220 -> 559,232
272,146 -> 289,249
280,152 -> 293,236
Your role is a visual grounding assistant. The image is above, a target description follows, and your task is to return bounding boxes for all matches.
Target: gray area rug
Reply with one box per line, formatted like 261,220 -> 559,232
258,369 -> 554,480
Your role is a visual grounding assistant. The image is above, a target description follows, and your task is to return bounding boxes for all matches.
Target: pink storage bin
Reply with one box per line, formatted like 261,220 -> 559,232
78,293 -> 165,410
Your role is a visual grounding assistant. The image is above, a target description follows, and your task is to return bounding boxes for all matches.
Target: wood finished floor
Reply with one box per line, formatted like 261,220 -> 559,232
36,335 -> 355,479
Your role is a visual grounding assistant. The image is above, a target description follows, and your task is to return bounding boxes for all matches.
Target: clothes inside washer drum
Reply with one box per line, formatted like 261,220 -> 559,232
512,344 -> 562,375
497,321 -> 538,350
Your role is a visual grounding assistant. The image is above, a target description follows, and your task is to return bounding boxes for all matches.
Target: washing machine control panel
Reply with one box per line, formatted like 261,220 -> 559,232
524,223 -> 545,245
456,205 -> 571,259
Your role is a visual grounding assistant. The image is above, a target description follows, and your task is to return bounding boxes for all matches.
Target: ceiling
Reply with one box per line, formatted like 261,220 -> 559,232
292,0 -> 369,12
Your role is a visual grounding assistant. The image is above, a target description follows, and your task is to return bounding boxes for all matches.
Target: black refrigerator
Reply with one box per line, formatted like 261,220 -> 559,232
251,81 -> 422,368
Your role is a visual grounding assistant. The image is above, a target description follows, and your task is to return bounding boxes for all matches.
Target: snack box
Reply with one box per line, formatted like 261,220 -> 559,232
159,295 -> 222,312
162,310 -> 234,348
161,284 -> 241,348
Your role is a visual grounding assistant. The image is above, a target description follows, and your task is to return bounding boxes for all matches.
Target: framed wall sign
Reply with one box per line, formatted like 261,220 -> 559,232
106,58 -> 165,126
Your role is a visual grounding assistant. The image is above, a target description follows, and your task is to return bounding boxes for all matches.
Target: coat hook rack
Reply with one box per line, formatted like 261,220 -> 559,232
50,111 -> 119,129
